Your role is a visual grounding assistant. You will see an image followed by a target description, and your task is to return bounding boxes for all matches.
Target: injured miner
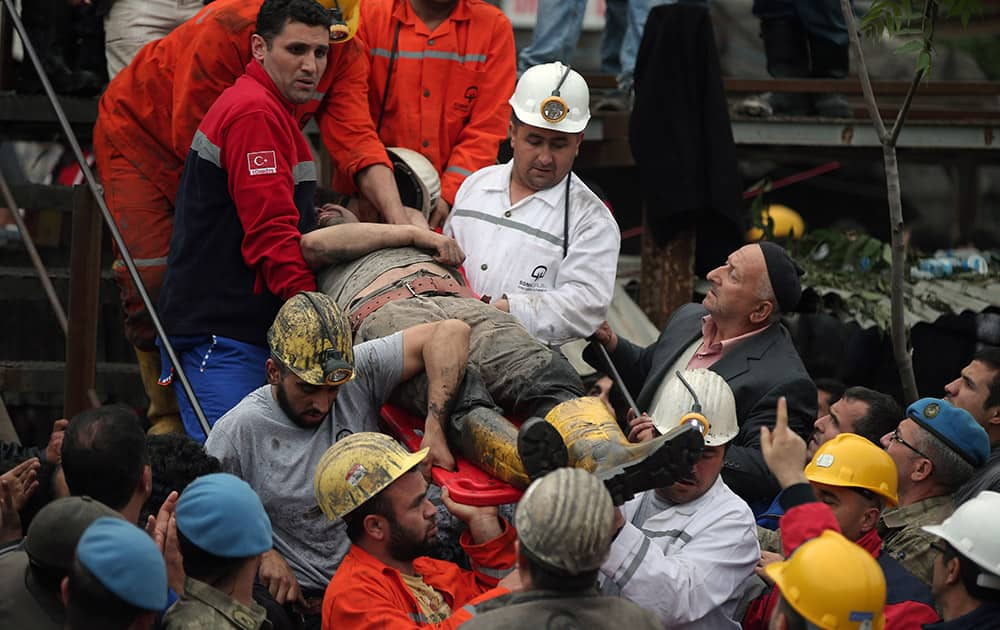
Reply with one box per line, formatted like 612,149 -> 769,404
299,206 -> 705,505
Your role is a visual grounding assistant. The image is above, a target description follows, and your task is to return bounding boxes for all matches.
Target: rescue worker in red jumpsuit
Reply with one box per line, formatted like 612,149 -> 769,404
93,0 -> 421,434
356,0 -> 516,227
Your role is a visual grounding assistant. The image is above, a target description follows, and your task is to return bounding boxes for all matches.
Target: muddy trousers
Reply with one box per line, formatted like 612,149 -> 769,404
355,294 -> 585,486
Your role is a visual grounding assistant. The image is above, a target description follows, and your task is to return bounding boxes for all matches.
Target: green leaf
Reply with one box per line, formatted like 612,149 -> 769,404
917,50 -> 933,72
894,40 -> 924,55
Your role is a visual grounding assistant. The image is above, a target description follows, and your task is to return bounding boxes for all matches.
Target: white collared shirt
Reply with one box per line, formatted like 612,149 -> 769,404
444,161 -> 620,346
600,476 -> 760,629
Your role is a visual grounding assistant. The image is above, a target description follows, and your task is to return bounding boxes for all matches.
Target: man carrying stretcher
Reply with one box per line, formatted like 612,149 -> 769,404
299,206 -> 704,505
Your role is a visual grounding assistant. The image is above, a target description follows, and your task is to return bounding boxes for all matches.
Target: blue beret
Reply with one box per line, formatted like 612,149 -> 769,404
175,473 -> 272,558
77,517 -> 167,611
907,397 -> 990,468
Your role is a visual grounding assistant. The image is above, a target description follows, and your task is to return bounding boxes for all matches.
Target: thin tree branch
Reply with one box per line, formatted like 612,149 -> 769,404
840,0 -> 888,142
889,0 -> 937,145
889,68 -> 926,146
840,0 -> 922,402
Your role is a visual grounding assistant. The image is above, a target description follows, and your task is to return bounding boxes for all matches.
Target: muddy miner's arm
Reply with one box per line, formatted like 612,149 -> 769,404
299,209 -> 465,268
398,320 -> 472,473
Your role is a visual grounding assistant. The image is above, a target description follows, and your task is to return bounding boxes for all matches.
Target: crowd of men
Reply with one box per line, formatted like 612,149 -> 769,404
2,0 -> 1000,629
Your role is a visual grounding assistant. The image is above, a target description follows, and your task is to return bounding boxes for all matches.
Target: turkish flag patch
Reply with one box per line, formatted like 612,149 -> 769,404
247,150 -> 277,176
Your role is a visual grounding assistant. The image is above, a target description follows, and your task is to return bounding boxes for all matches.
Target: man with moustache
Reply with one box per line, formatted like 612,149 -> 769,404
206,293 -> 470,624
598,370 -> 759,629
317,432 -> 518,629
444,62 -> 621,347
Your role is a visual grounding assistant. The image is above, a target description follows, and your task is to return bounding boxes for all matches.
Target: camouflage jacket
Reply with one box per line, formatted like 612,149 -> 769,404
162,577 -> 270,630
878,494 -> 954,587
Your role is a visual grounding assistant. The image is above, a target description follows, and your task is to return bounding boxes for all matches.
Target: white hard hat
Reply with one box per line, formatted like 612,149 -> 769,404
923,490 -> 1000,589
652,369 -> 739,447
387,147 -> 441,219
510,62 -> 590,134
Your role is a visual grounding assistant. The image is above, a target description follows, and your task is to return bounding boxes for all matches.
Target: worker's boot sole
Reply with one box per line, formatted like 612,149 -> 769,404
517,417 -> 569,481
598,423 -> 704,506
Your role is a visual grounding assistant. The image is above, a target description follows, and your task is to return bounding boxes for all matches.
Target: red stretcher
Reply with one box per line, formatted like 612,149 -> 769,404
381,404 -> 523,506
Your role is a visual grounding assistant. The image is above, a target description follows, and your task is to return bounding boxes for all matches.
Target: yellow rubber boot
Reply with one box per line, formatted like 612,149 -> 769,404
540,397 -> 704,505
134,346 -> 184,435
454,407 -> 550,489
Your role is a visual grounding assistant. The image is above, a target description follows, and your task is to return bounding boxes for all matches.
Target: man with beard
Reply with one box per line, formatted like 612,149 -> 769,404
206,292 -> 471,625
316,432 -> 518,629
596,370 -> 759,628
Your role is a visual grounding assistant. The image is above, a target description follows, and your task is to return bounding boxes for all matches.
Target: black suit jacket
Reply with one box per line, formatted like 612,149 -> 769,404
585,303 -> 817,504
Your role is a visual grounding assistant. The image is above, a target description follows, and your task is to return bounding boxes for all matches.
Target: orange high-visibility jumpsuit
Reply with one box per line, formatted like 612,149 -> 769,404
355,0 -> 515,206
322,524 -> 516,629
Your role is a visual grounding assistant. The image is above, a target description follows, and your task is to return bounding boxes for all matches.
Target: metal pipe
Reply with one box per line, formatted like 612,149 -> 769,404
1,0 -> 211,436
588,339 -> 640,420
0,173 -> 68,335
1,173 -> 101,409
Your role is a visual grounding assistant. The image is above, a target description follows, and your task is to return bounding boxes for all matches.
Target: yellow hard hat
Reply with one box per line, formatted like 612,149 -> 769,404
746,203 -> 805,241
315,0 -> 359,43
267,292 -> 354,387
313,433 -> 428,521
805,433 -> 899,507
765,530 -> 886,630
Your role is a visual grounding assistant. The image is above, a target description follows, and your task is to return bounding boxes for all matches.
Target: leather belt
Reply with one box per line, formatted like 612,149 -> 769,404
349,273 -> 475,331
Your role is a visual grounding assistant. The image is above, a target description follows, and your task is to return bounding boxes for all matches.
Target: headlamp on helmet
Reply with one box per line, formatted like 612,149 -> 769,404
315,0 -> 358,43
538,64 -> 573,124
302,292 -> 354,386
326,0 -> 349,41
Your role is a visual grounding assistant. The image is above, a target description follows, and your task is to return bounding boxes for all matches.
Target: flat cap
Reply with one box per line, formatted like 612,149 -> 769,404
25,496 -> 120,570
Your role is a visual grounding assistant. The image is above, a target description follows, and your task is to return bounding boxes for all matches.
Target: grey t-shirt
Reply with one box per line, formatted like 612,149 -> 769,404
205,333 -> 404,592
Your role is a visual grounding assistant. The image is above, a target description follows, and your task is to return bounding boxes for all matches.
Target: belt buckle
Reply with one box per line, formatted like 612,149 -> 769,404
404,281 -> 418,298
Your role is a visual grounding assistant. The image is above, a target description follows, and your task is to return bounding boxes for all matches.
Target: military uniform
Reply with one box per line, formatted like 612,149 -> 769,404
163,577 -> 270,630
878,494 -> 954,587
462,588 -> 661,629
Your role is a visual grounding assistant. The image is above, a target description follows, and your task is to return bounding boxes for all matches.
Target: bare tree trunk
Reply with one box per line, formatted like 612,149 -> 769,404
882,145 -> 919,403
839,0 -> 921,403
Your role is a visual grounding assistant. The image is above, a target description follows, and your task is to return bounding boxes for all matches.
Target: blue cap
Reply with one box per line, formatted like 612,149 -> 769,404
76,517 -> 167,611
907,397 -> 990,468
175,473 -> 272,558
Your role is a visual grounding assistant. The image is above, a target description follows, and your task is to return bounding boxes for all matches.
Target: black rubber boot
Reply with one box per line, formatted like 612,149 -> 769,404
809,34 -> 852,118
760,17 -> 812,115
516,417 -> 569,481
518,414 -> 705,506
596,422 -> 704,506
